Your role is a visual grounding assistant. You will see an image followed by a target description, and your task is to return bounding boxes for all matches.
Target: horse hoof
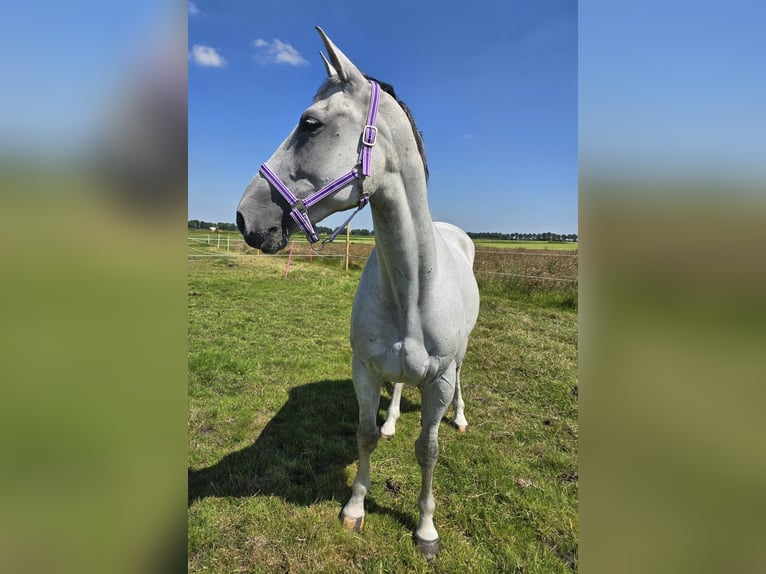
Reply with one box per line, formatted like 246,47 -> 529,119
415,536 -> 440,560
341,514 -> 364,532
379,432 -> 393,441
456,424 -> 467,433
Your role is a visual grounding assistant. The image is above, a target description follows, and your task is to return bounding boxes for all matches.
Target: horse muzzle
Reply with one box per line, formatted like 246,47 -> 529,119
236,176 -> 293,253
236,206 -> 288,256
236,214 -> 287,254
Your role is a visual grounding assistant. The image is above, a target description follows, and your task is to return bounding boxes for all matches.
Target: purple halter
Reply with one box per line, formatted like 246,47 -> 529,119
259,80 -> 381,244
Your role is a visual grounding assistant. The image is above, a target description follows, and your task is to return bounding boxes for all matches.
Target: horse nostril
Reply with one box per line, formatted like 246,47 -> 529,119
268,226 -> 279,234
236,211 -> 246,235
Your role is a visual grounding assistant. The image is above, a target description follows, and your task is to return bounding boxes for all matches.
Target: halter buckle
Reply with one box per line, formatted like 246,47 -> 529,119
362,125 -> 377,147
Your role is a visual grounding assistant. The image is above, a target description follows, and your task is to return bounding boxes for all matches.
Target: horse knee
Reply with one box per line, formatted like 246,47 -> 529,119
414,436 -> 439,467
357,424 -> 379,451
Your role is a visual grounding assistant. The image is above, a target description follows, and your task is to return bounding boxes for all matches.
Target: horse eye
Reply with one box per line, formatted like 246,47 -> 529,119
300,115 -> 322,132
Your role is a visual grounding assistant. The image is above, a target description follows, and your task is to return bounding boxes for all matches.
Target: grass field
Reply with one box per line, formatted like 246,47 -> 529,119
188,249 -> 578,572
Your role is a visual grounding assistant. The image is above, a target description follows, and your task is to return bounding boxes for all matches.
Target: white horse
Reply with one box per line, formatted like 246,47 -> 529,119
236,27 -> 480,558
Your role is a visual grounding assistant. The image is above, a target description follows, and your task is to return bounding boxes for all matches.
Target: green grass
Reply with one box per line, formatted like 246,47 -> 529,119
189,253 -> 578,572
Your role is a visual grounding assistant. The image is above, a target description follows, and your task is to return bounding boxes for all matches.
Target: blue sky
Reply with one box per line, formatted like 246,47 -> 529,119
579,2 -> 766,184
188,0 -> 578,234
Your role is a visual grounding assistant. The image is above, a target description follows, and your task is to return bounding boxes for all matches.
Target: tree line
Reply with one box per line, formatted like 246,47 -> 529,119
188,221 -> 577,242
467,231 -> 578,242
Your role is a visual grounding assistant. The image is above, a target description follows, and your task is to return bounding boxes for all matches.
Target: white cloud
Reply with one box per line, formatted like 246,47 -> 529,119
253,38 -> 308,66
191,44 -> 226,68
188,2 -> 200,16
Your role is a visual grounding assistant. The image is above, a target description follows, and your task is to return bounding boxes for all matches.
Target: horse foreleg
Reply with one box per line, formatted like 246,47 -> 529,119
341,355 -> 382,532
380,382 -> 403,439
452,363 -> 468,433
413,364 -> 455,559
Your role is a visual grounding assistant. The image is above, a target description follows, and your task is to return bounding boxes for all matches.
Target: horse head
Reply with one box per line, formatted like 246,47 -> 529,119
236,27 -> 386,253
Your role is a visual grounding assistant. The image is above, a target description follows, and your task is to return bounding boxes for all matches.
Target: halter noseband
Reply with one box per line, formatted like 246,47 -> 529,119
259,80 -> 381,244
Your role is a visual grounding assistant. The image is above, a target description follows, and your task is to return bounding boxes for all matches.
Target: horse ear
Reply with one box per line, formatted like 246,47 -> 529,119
319,51 -> 337,78
316,26 -> 365,84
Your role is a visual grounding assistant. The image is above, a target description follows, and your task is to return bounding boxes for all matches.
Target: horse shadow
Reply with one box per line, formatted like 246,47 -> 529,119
189,379 -> 418,528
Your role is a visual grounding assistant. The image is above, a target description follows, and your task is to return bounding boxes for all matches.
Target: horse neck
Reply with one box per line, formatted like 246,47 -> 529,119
369,157 -> 437,319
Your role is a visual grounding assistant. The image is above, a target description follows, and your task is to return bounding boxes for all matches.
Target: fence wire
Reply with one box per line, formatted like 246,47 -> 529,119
188,236 -> 578,284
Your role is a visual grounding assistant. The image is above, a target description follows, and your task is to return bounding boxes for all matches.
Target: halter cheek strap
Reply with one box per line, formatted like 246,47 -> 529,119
259,80 -> 381,244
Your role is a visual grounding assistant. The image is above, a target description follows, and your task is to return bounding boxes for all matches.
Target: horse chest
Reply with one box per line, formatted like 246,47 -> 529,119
351,306 -> 457,384
369,336 -> 450,384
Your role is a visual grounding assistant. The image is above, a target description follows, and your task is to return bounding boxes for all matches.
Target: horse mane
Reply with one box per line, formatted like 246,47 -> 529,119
364,75 -> 429,183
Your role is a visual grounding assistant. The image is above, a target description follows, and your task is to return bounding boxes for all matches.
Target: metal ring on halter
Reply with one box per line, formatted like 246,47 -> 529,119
290,199 -> 308,214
